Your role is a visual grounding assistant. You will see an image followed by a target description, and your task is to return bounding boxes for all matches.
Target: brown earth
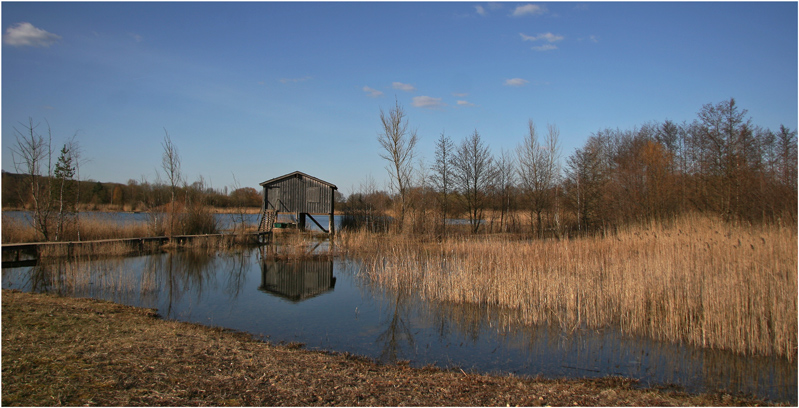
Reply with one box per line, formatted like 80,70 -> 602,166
1,289 -> 776,406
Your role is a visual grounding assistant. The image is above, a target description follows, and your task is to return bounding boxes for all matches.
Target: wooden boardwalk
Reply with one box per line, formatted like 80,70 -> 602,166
1,232 -> 271,268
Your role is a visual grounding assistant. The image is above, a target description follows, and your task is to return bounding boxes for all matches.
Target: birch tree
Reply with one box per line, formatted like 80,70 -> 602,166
161,129 -> 183,237
377,100 -> 418,232
430,132 -> 455,232
453,130 -> 496,234
517,120 -> 560,237
11,118 -> 54,240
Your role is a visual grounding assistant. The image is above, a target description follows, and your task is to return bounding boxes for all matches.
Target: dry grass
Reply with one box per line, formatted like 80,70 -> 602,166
1,216 -> 39,243
2,290 -> 775,406
340,214 -> 797,361
1,214 -> 151,244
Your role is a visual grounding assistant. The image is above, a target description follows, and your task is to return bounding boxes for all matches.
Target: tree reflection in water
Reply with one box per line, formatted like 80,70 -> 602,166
375,289 -> 415,364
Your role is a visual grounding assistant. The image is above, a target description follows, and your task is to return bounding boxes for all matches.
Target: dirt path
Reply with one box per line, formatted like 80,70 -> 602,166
1,289 -> 775,406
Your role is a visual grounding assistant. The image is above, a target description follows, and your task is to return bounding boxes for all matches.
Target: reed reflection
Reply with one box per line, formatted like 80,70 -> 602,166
417,294 -> 797,402
20,256 -> 159,307
7,249 -> 253,318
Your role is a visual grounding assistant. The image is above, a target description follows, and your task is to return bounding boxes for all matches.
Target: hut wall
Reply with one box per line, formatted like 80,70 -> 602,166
263,175 -> 333,215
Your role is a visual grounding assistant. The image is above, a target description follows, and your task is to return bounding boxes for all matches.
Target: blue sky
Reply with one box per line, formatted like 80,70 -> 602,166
2,2 -> 797,196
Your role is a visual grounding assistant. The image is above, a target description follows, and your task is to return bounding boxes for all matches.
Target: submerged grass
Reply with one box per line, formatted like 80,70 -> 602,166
339,214 -> 797,361
2,289 -> 776,406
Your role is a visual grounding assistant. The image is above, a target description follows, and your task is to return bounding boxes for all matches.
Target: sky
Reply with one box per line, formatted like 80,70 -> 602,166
2,2 -> 797,196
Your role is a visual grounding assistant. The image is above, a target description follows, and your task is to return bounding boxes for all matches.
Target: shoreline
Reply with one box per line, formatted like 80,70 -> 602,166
1,289 -> 778,406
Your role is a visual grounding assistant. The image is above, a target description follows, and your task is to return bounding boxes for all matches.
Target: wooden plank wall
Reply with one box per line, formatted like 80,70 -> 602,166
264,175 -> 333,215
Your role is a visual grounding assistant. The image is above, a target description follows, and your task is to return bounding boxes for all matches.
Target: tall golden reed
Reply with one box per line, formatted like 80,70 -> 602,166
1,214 -> 150,244
342,214 -> 797,361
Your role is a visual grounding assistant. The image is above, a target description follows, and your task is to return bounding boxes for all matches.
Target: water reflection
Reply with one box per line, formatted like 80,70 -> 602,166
414,294 -> 797,401
1,249 -> 795,404
375,290 -> 416,364
259,257 -> 336,302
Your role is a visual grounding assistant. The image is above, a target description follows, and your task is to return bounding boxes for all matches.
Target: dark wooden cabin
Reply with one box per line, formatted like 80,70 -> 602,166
258,171 -> 337,235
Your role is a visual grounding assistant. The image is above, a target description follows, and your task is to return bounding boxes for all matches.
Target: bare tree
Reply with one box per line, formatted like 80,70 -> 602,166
11,118 -> 54,240
517,120 -> 560,237
453,130 -> 496,234
229,173 -> 249,236
430,131 -> 455,232
694,98 -> 756,220
775,125 -> 797,222
161,129 -> 183,237
377,99 -> 418,232
493,148 -> 516,233
70,140 -> 85,240
565,132 -> 612,233
412,156 -> 433,235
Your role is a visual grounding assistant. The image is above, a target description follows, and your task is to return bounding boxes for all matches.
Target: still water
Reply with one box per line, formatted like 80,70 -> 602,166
2,211 -> 336,232
1,248 -> 795,403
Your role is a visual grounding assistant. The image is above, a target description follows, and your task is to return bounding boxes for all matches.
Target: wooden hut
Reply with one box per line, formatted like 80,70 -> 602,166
258,171 -> 337,235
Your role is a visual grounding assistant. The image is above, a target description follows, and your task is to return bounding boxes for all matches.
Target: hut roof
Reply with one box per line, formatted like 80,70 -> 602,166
259,171 -> 337,190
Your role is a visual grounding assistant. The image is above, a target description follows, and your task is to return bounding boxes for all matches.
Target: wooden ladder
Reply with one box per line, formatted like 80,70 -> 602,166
258,208 -> 277,233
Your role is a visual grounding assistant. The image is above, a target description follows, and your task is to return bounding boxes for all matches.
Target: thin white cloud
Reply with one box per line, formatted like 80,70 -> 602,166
452,92 -> 468,98
279,76 -> 312,84
129,33 -> 143,43
457,100 -> 475,107
589,35 -> 599,43
412,96 -> 444,109
363,86 -> 384,98
520,32 -> 564,43
512,4 -> 546,17
474,3 -> 503,16
504,78 -> 529,87
540,32 -> 564,43
520,32 -> 563,51
3,22 -> 61,47
393,82 -> 416,92
531,44 -> 558,52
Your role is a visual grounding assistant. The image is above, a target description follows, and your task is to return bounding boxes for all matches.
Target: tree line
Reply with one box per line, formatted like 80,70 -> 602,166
2,172 -> 263,211
343,98 -> 797,236
5,122 -> 263,240
6,97 -> 796,240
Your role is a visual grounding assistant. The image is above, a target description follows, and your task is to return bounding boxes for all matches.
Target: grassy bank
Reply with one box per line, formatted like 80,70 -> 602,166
1,290 -> 775,406
339,214 -> 797,361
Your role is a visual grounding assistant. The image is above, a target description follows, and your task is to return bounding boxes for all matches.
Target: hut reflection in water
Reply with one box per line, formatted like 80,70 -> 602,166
259,258 -> 336,302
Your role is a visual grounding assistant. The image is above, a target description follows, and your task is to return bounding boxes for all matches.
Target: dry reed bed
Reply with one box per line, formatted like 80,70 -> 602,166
341,215 -> 797,361
2,215 -> 150,244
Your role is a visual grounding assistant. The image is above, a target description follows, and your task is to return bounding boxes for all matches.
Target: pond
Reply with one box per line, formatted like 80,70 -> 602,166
1,247 -> 795,404
2,210 -> 338,232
